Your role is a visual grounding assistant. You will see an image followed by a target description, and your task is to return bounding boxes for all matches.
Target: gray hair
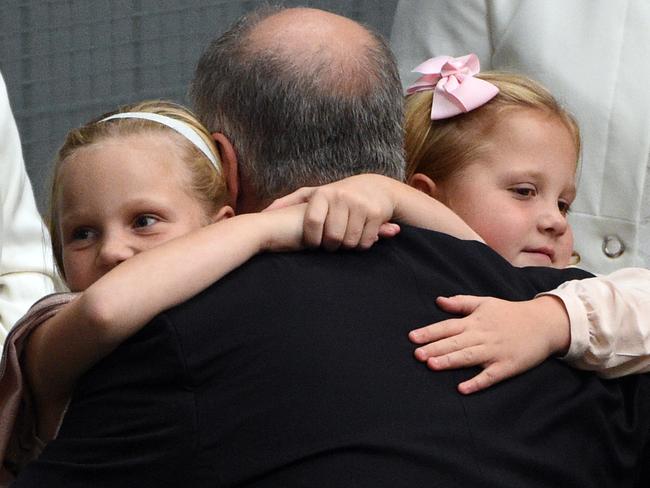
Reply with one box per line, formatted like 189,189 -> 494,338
190,6 -> 405,201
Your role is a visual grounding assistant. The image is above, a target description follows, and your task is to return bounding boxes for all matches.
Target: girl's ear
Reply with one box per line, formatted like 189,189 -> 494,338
408,173 -> 439,198
211,205 -> 234,223
212,132 -> 239,208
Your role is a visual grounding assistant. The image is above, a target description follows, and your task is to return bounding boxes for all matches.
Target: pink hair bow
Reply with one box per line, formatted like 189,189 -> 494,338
406,54 -> 499,120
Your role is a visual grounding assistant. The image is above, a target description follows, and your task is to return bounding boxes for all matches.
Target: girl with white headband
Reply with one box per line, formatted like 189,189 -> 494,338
0,100 -> 298,476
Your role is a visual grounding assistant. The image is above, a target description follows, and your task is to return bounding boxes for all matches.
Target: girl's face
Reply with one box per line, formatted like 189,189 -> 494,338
434,109 -> 577,268
58,133 -> 214,291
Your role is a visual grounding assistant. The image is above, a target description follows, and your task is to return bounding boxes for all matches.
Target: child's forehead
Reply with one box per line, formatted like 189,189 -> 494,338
490,108 -> 577,147
523,108 -> 575,141
77,130 -> 179,153
59,133 -> 191,193
56,150 -> 196,219
473,110 -> 579,184
65,132 -> 185,169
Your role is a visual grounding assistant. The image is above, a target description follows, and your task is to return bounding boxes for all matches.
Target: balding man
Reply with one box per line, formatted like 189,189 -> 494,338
190,6 -> 405,214
15,7 -> 650,487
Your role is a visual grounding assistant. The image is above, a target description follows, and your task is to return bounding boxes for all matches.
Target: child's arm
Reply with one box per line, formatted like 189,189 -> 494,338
25,206 -> 307,439
266,173 -> 484,247
25,186 -> 405,440
25,173 -> 481,438
409,267 -> 650,393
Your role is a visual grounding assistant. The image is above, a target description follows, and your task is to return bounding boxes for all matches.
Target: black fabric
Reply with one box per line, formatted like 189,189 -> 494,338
14,227 -> 650,487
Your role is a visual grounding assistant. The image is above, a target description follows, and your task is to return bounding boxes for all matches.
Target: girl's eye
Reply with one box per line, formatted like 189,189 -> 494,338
133,215 -> 159,229
558,200 -> 571,215
509,185 -> 537,198
71,227 -> 96,241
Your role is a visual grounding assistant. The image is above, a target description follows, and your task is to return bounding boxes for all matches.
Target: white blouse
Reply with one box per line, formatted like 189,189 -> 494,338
0,72 -> 56,342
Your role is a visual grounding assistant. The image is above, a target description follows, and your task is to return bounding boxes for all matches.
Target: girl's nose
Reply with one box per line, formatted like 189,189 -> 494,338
538,204 -> 568,237
97,233 -> 134,269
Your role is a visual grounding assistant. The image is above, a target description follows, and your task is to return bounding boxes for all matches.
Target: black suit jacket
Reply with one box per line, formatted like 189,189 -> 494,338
15,227 -> 650,487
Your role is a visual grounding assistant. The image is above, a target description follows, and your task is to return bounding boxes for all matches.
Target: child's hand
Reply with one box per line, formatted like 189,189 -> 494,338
408,295 -> 571,394
264,175 -> 401,251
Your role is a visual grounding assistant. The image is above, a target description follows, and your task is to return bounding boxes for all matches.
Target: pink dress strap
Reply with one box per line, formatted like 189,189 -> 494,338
0,292 -> 78,484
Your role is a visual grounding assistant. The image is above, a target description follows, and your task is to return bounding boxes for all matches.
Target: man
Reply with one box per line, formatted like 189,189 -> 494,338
190,6 -> 405,213
15,7 -> 650,487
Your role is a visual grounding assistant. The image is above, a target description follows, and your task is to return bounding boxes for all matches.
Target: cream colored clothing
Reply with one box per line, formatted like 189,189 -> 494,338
390,0 -> 650,275
0,72 -> 56,343
540,267 -> 650,378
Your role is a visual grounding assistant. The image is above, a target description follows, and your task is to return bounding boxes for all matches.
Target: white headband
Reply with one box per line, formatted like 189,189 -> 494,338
99,112 -> 220,169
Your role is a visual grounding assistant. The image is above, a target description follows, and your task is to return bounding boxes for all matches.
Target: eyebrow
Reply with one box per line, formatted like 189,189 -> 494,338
501,168 -> 544,180
564,184 -> 578,199
59,213 -> 95,233
60,197 -> 176,223
59,209 -> 89,225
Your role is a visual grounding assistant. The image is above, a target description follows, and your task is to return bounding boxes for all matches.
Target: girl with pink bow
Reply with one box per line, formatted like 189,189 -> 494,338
264,52 -> 650,395
402,54 -> 650,394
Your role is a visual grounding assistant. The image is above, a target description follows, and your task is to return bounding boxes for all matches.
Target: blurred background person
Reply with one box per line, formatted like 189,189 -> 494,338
0,71 -> 56,343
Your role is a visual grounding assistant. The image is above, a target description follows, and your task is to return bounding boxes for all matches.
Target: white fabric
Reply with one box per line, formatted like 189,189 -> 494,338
540,268 -> 650,378
0,72 -> 56,343
390,0 -> 650,275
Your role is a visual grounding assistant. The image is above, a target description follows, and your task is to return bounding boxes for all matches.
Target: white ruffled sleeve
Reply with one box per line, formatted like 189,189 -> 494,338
539,267 -> 650,378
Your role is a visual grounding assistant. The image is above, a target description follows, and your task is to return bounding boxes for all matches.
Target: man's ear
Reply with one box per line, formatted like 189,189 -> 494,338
211,204 -> 234,223
212,132 -> 239,208
408,173 -> 438,198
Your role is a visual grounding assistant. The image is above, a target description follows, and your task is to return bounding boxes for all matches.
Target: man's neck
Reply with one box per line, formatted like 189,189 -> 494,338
234,178 -> 270,214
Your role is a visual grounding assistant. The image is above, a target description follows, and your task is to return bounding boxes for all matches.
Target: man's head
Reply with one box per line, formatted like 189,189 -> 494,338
190,6 -> 405,212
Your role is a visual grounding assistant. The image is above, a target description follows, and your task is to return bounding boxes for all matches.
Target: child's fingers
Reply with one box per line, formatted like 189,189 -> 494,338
355,214 -> 381,250
377,222 -> 400,239
412,328 -> 469,362
408,319 -> 464,345
302,194 -> 329,247
424,344 -> 486,370
457,364 -> 507,395
264,187 -> 315,211
357,220 -> 381,250
436,295 -> 485,316
340,208 -> 367,249
352,200 -> 385,249
321,199 -> 349,251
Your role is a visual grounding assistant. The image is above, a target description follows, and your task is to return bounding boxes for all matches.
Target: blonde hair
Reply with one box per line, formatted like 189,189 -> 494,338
48,100 -> 227,278
405,72 -> 581,182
